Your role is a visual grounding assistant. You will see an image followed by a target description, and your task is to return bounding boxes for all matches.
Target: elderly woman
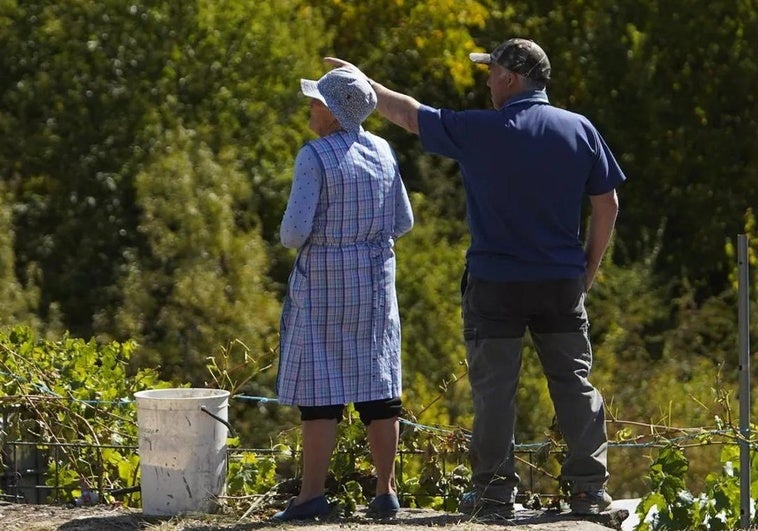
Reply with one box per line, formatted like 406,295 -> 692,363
273,66 -> 414,521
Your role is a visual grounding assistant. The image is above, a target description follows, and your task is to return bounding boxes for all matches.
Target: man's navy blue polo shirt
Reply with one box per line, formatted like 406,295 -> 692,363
418,90 -> 626,282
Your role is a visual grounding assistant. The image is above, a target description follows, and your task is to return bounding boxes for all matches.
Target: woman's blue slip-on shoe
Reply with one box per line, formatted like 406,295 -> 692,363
271,495 -> 332,522
366,492 -> 400,519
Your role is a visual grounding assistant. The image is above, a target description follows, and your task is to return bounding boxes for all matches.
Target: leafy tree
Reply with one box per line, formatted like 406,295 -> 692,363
0,1 -> 178,336
110,126 -> 280,385
609,0 -> 758,296
149,0 -> 330,269
395,194 -> 471,427
0,0 -> 328,339
0,183 -> 40,329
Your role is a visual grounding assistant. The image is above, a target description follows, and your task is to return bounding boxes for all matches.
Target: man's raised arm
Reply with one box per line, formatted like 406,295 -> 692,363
324,57 -> 421,135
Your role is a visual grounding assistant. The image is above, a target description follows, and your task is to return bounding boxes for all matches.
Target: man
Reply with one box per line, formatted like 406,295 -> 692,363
326,37 -> 625,518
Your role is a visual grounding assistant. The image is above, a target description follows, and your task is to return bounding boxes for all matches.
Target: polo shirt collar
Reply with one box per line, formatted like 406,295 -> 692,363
502,89 -> 549,109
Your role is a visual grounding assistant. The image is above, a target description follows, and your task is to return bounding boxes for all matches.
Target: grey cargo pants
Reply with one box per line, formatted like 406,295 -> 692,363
462,274 -> 608,503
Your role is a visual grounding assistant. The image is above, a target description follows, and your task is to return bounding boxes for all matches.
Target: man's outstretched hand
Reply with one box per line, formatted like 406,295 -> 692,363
324,56 -> 420,135
324,57 -> 367,78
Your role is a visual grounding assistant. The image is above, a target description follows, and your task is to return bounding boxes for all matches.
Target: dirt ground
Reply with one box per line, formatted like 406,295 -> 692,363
0,501 -> 630,531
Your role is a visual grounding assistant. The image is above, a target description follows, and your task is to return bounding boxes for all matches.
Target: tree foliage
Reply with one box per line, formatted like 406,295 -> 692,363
0,182 -> 40,330
394,194 -> 470,427
109,126 -> 280,382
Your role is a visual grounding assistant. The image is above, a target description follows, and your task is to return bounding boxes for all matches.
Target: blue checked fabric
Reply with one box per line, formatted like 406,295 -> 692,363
277,130 -> 411,406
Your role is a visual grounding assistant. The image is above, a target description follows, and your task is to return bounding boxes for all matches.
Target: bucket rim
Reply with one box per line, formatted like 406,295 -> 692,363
134,388 -> 231,400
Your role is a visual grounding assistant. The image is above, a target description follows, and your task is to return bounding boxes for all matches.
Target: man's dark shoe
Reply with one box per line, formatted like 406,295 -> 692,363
569,490 -> 612,515
458,490 -> 515,518
366,492 -> 400,519
271,495 -> 332,521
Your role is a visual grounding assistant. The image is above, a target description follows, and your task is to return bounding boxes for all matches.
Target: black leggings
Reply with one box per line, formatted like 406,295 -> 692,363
298,397 -> 402,425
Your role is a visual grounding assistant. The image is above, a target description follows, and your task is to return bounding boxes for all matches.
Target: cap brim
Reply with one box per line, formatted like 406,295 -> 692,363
469,52 -> 492,64
300,79 -> 326,104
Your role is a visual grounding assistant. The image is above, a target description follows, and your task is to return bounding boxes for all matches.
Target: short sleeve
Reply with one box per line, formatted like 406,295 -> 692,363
418,104 -> 467,161
586,130 -> 627,195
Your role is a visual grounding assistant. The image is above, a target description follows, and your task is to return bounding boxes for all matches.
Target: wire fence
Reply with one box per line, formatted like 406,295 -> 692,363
0,390 -> 561,509
0,439 -> 550,506
0,398 -> 739,509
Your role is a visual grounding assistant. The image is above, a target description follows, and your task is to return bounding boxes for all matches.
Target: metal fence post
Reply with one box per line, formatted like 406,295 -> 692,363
738,234 -> 751,530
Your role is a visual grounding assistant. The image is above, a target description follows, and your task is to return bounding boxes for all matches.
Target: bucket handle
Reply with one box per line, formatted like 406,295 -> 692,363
200,405 -> 237,438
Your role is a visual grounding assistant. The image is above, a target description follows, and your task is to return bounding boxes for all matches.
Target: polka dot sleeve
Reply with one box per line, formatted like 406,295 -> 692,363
394,176 -> 414,238
280,146 -> 322,249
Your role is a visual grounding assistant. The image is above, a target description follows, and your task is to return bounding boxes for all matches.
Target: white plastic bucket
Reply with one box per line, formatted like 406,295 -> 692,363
134,388 -> 230,516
